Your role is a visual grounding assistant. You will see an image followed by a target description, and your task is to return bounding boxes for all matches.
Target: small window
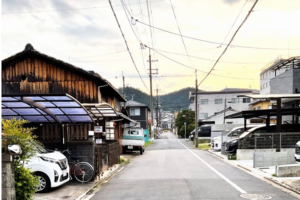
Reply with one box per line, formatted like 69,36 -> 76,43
215,98 -> 223,104
231,98 -> 237,104
200,113 -> 208,119
200,99 -> 208,105
130,108 -> 140,116
243,98 -> 250,103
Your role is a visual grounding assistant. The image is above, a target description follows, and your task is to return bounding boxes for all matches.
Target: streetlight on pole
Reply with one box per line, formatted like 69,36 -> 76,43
183,114 -> 187,139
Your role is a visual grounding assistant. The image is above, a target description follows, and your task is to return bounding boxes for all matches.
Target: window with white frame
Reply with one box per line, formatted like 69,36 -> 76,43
231,98 -> 237,104
214,98 -> 223,104
200,99 -> 208,104
114,99 -> 120,111
130,108 -> 140,116
200,113 -> 208,119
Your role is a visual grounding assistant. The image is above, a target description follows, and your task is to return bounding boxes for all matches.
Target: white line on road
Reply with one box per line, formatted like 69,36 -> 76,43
178,140 -> 247,194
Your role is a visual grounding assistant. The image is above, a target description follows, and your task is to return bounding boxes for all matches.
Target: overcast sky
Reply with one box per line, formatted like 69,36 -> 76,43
2,0 -> 300,95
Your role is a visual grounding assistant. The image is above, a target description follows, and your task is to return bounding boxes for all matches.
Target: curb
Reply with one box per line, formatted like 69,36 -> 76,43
75,164 -> 125,200
264,177 -> 300,195
207,150 -> 300,197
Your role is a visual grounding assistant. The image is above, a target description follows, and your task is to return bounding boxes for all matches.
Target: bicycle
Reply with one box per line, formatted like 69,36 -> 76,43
61,149 -> 94,183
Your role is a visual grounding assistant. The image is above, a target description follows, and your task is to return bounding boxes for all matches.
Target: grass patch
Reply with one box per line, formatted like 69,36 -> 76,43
119,157 -> 130,165
198,143 -> 211,151
272,173 -> 277,177
145,141 -> 152,148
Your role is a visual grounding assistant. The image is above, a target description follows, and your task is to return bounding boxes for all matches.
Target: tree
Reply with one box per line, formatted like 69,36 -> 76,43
175,110 -> 195,138
2,119 -> 40,200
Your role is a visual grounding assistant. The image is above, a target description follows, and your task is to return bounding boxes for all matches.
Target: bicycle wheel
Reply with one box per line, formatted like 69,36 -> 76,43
73,162 -> 94,183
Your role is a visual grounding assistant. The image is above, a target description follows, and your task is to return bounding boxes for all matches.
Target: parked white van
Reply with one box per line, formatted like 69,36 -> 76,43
122,128 -> 146,155
24,143 -> 70,192
211,125 -> 260,150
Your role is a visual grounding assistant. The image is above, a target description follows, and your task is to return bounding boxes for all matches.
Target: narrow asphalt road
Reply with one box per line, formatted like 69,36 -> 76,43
90,131 -> 299,200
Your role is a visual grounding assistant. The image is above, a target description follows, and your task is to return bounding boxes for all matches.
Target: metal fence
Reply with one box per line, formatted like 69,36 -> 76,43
239,132 -> 300,150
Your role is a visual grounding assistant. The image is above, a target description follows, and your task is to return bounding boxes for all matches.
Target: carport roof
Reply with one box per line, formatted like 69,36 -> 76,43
82,103 -> 118,120
225,108 -> 300,119
2,94 -> 93,124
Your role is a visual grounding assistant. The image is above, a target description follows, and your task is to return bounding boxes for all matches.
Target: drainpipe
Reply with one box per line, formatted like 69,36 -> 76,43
98,84 -> 108,103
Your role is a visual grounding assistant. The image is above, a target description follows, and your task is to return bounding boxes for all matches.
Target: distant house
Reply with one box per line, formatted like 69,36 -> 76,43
125,100 -> 151,129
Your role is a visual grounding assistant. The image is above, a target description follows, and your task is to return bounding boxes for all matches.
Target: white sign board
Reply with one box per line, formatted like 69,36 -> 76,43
88,131 -> 94,136
96,139 -> 102,144
94,126 -> 103,133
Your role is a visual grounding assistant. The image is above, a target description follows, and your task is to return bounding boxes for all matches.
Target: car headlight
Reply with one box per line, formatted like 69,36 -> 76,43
215,138 -> 220,142
40,156 -> 59,164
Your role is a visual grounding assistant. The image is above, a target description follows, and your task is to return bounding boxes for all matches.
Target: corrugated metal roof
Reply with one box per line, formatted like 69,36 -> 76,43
238,94 -> 300,99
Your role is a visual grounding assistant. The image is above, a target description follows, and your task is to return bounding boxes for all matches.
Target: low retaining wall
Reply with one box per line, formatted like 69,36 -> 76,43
237,148 -> 294,160
276,164 -> 300,177
253,151 -> 295,168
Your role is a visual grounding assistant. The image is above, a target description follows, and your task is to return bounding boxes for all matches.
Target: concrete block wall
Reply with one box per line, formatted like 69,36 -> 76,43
237,148 -> 294,160
276,164 -> 300,177
2,154 -> 16,200
254,151 -> 295,168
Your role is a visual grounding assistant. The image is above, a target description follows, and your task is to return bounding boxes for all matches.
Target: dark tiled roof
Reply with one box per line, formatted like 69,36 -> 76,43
2,44 -> 126,102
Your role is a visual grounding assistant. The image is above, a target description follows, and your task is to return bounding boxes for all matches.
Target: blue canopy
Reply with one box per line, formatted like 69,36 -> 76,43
2,94 -> 93,124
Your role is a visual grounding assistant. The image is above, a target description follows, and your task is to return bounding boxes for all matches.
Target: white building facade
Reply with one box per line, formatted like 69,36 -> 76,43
189,88 -> 258,122
260,56 -> 290,95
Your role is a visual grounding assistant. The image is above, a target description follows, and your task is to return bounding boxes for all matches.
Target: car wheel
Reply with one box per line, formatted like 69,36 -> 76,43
140,148 -> 143,155
35,172 -> 50,193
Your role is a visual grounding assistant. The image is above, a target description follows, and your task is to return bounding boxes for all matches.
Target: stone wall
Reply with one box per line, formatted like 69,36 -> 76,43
2,154 -> 16,200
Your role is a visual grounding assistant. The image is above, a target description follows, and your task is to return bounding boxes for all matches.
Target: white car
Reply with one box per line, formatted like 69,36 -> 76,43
211,125 -> 260,150
24,143 -> 70,192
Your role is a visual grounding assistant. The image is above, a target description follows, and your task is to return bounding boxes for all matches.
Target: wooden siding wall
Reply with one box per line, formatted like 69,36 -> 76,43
2,58 -> 98,103
36,124 -> 93,142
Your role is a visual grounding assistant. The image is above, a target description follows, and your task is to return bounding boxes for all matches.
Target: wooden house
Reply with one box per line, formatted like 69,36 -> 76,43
125,100 -> 151,129
2,44 -> 132,175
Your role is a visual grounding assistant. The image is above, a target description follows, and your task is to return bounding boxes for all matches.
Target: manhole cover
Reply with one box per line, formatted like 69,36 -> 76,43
240,194 -> 272,200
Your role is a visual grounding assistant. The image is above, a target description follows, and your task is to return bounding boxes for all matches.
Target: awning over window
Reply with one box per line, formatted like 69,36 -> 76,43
82,103 -> 118,120
2,94 -> 93,124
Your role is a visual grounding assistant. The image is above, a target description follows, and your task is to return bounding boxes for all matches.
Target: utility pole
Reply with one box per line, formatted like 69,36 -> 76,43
147,49 -> 158,139
195,70 -> 198,148
156,88 -> 159,136
122,71 -> 125,97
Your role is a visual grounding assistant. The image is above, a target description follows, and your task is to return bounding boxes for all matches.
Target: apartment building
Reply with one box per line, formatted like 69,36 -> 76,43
189,88 -> 258,121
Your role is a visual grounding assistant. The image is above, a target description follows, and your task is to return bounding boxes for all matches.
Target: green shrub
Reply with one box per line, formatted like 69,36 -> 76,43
198,143 -> 210,151
15,166 -> 39,200
228,154 -> 237,160
2,119 -> 42,199
145,141 -> 152,148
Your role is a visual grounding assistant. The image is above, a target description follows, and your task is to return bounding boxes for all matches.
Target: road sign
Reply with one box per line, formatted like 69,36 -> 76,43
184,122 -> 186,125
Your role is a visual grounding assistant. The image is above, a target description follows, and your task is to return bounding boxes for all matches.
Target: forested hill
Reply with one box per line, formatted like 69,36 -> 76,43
119,87 -> 195,112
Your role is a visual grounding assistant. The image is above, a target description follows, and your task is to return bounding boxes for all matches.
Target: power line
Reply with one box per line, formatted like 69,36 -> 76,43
135,20 -> 300,51
169,0 -> 195,69
198,0 -> 259,87
153,48 -> 265,65
2,0 -> 165,15
121,0 -> 147,74
109,0 -> 149,92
